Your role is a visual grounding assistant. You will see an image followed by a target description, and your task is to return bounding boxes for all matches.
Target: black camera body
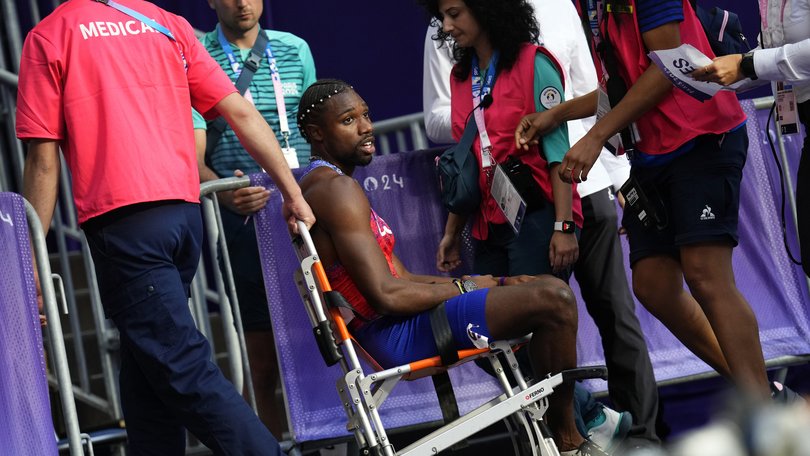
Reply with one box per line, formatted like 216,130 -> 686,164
620,176 -> 667,231
500,155 -> 545,211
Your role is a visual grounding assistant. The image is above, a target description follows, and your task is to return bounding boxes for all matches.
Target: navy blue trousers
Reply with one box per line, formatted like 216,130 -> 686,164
84,201 -> 283,456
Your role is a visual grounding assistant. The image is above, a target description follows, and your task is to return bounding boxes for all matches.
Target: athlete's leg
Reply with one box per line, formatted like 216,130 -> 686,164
484,277 -> 583,451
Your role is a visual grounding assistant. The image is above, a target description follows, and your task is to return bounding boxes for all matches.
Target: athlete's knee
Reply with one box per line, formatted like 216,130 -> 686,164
526,278 -> 577,330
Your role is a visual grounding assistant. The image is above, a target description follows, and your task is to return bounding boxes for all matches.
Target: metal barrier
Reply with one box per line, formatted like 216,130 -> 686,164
197,176 -> 255,411
373,112 -> 429,154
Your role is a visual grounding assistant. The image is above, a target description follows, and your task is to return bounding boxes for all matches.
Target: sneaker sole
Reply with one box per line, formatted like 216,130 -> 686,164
605,412 -> 633,454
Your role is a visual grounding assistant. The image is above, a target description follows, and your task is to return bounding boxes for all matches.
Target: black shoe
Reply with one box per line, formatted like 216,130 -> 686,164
770,381 -> 806,405
560,439 -> 610,456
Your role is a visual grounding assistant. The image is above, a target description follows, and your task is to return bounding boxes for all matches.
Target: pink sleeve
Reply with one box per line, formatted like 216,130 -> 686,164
16,31 -> 64,140
172,17 -> 236,120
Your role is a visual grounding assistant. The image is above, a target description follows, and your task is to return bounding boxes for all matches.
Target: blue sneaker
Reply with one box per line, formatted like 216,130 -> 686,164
585,406 -> 633,454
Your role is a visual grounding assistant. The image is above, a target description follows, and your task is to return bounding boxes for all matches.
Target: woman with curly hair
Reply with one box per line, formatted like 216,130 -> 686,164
426,0 -> 582,289
421,1 -> 604,455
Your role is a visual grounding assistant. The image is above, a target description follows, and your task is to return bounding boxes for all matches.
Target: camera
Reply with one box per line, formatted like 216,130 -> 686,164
620,176 -> 667,231
500,155 -> 545,211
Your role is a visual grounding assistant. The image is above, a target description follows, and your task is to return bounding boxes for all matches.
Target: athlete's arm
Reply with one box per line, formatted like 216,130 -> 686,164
302,172 -> 492,316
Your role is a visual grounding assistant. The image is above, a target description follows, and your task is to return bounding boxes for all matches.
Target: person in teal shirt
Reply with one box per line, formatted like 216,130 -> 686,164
193,0 -> 316,439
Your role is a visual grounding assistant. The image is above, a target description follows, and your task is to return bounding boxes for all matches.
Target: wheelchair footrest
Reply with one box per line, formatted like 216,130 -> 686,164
561,366 -> 608,382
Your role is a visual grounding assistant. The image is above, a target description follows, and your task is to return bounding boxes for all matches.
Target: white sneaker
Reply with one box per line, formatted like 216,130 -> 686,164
585,406 -> 633,454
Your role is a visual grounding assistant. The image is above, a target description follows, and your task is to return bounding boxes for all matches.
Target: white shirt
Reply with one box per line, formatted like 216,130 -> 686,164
755,0 -> 810,103
421,0 -> 630,197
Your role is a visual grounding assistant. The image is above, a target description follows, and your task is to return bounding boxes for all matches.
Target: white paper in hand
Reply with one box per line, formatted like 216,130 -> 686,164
648,44 -> 747,101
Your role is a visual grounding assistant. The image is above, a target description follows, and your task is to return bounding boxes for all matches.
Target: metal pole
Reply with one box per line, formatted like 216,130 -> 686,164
52,204 -> 92,391
26,199 -> 84,456
26,0 -> 42,24
1,0 -> 23,73
754,94 -> 810,293
199,197 -> 245,395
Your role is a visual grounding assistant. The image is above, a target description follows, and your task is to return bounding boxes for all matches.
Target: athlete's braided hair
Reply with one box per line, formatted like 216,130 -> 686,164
297,79 -> 353,143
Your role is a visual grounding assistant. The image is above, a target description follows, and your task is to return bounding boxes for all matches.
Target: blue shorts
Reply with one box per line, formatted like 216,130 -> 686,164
353,288 -> 491,368
623,127 -> 748,265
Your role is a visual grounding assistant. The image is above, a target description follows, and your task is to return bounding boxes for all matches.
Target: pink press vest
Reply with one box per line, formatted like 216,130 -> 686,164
450,44 -> 584,240
596,0 -> 746,154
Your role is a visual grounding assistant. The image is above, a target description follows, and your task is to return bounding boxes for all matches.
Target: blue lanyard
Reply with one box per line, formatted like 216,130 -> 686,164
217,25 -> 291,142
471,51 -> 499,104
97,0 -> 175,41
95,0 -> 187,71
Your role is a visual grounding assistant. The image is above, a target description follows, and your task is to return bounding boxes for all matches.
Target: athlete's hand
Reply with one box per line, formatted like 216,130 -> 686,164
462,274 -> 498,289
502,275 -> 537,285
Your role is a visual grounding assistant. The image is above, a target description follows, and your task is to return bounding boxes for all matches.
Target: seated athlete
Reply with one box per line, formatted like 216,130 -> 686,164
295,79 -> 608,456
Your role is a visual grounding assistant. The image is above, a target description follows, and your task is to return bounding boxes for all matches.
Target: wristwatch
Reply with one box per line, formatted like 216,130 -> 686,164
553,220 -> 576,234
740,51 -> 758,80
461,279 -> 478,293
452,278 -> 478,294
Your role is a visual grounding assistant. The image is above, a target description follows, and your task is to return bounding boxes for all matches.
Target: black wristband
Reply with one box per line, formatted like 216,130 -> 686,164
740,52 -> 758,80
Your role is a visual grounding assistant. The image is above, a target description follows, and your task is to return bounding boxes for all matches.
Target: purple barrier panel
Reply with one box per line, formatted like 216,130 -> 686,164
252,161 -> 500,444
0,193 -> 59,455
570,99 -> 810,390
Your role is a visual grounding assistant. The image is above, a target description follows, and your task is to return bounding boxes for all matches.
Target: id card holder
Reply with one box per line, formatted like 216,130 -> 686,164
282,147 -> 299,169
775,81 -> 799,135
597,88 -> 623,155
492,164 -> 527,234
481,147 -> 494,168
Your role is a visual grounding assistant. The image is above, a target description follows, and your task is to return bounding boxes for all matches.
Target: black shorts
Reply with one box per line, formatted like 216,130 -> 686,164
623,126 -> 748,265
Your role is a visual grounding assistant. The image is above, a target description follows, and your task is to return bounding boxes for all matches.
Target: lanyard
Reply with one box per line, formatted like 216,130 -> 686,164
217,26 -> 291,146
95,0 -> 187,72
471,51 -> 499,166
583,0 -> 609,83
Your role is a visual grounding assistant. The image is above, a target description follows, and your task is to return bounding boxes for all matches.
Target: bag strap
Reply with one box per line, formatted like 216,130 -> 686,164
452,113 -> 480,159
206,31 -> 270,157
